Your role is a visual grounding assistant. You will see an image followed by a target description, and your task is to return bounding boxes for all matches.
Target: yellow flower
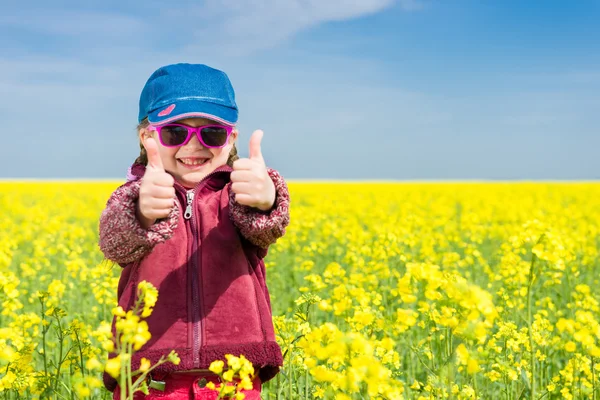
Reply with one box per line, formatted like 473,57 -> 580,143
314,385 -> 326,398
139,357 -> 151,372
112,306 -> 126,317
223,369 -> 234,382
74,385 -> 90,397
225,354 -> 242,371
239,376 -> 253,391
0,371 -> 17,390
105,356 -> 122,379
167,350 -> 181,365
102,340 -> 115,353
221,385 -> 236,396
85,357 -> 102,371
138,280 -> 159,318
455,343 -> 480,374
209,360 -> 224,375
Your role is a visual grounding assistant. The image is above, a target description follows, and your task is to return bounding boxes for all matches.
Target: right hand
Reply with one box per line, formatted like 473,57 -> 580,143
137,137 -> 176,228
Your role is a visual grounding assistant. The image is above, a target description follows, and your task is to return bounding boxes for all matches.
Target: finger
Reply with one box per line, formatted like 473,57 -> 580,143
231,181 -> 254,194
151,172 -> 175,188
148,198 -> 177,210
232,158 -> 255,171
145,208 -> 172,220
148,185 -> 176,199
143,137 -> 164,171
230,170 -> 255,183
139,195 -> 175,212
248,130 -> 264,162
233,193 -> 255,206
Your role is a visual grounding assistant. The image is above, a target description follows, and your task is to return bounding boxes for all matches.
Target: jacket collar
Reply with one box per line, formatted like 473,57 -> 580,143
126,162 -> 233,192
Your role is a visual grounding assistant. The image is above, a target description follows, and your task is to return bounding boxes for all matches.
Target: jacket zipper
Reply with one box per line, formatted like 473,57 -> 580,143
178,166 -> 231,369
184,191 -> 194,220
184,188 -> 201,368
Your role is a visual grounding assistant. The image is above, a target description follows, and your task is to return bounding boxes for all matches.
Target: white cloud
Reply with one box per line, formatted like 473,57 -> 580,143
178,0 -> 411,54
201,0 -> 396,22
1,0 -> 424,58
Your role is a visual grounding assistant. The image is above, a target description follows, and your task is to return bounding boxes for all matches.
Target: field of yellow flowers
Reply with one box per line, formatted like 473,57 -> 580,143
1,181 -> 599,399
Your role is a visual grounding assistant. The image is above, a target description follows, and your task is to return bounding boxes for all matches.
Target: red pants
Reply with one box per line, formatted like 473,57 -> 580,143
113,372 -> 262,400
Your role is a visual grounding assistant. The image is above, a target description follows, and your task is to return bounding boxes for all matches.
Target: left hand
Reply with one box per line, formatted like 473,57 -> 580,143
231,130 -> 276,211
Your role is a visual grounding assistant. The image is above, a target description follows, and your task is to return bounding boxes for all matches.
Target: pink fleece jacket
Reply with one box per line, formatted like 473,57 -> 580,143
98,162 -> 290,392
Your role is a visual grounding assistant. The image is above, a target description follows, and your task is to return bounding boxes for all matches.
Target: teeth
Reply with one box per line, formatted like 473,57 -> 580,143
180,158 -> 207,166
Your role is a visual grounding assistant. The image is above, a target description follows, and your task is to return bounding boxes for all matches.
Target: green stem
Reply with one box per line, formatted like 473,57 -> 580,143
527,235 -> 545,400
304,367 -> 309,400
409,336 -> 415,389
127,342 -> 133,396
120,356 -> 127,400
54,318 -> 65,393
70,364 -> 75,400
119,331 -> 126,400
288,353 -> 293,400
131,356 -> 166,388
40,300 -> 48,378
74,329 -> 85,377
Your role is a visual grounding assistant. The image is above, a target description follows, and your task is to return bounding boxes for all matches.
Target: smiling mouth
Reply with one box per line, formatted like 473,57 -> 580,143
178,157 -> 210,166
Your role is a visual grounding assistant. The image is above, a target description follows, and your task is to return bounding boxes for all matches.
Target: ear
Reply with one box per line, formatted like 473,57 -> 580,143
139,126 -> 153,142
230,128 -> 239,143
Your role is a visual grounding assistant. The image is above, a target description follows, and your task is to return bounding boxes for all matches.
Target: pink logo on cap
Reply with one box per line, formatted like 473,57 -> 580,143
158,104 -> 176,117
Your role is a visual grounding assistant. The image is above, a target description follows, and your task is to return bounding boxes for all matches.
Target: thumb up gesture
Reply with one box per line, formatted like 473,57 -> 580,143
137,137 -> 176,228
231,130 -> 276,211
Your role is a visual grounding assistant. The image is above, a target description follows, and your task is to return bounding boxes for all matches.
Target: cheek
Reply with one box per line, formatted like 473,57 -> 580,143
210,147 -> 228,160
158,147 -> 178,164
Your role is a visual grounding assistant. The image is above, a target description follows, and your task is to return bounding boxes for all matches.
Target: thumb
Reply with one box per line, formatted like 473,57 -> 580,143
248,130 -> 264,162
143,137 -> 164,171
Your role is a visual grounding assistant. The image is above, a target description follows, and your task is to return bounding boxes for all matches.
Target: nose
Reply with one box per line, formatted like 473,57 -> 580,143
183,131 -> 205,149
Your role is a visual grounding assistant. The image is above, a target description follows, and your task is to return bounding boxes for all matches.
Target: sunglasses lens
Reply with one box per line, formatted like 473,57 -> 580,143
201,127 -> 229,147
159,125 -> 189,146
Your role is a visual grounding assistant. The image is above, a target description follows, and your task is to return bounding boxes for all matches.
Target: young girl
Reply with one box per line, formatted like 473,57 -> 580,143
99,63 -> 290,399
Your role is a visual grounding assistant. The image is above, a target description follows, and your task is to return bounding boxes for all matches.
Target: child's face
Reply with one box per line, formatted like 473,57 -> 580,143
140,117 -> 238,189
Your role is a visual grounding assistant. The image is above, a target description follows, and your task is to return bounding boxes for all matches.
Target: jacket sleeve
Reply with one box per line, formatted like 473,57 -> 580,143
98,179 -> 179,266
228,167 -> 290,249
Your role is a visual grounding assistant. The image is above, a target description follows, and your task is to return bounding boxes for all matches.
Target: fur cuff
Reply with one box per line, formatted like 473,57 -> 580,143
229,168 -> 290,249
99,179 -> 179,265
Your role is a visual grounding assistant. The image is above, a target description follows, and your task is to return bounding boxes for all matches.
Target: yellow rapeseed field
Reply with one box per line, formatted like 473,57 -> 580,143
1,181 -> 599,399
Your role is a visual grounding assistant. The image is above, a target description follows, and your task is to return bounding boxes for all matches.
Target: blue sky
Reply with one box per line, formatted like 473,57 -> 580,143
1,0 -> 598,179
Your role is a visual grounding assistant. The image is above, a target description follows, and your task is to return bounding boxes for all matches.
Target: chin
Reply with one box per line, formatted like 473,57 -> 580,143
180,169 -> 212,185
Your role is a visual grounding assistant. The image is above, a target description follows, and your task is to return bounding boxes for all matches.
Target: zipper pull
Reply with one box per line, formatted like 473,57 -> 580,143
184,190 -> 195,220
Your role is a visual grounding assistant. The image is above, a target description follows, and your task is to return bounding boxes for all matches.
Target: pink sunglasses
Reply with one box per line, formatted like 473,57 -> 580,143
149,123 -> 233,148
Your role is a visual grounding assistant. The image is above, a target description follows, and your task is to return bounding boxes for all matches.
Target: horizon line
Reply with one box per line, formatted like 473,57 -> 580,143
0,178 -> 599,184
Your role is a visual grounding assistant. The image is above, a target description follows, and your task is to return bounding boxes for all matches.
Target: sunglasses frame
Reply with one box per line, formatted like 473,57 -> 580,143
149,123 -> 234,148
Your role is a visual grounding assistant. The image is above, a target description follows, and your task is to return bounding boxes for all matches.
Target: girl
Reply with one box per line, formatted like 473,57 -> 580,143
99,63 -> 290,399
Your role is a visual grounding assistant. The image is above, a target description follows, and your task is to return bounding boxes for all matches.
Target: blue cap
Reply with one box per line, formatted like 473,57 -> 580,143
138,63 -> 238,126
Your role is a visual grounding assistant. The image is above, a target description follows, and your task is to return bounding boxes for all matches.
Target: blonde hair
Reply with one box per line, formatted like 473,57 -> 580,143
134,118 -> 239,167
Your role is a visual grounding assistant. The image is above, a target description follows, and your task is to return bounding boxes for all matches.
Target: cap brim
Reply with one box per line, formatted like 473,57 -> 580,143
148,100 -> 237,126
